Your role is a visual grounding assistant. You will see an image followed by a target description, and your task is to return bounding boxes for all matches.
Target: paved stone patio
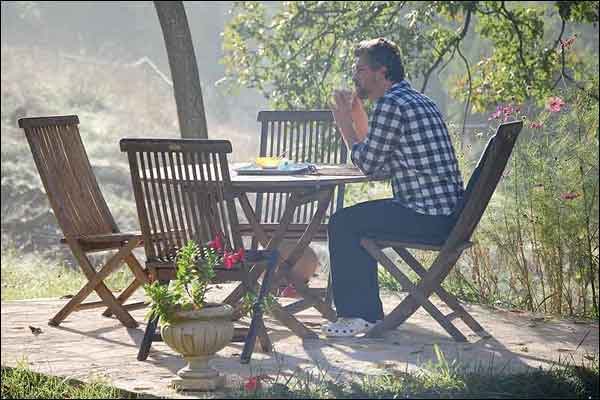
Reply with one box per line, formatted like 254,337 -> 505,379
1,282 -> 598,398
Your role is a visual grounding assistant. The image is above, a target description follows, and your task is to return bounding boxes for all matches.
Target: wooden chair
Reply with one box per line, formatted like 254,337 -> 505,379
18,115 -> 150,329
119,138 -> 279,363
238,110 -> 348,242
360,120 -> 523,340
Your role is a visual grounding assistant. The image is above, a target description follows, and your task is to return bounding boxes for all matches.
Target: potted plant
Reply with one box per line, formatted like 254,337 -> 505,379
144,237 -> 245,391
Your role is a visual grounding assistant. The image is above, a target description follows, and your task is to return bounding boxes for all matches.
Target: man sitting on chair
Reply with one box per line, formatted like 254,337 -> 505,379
323,37 -> 464,337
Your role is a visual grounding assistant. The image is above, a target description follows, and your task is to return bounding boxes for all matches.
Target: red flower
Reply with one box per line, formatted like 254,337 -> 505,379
244,376 -> 259,392
560,192 -> 580,201
209,234 -> 223,252
278,284 -> 299,298
529,121 -> 544,129
547,96 -> 565,113
236,247 -> 245,261
223,251 -> 235,269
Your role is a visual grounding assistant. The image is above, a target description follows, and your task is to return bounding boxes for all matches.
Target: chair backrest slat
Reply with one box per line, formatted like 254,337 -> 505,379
121,138 -> 241,261
256,110 -> 348,226
19,115 -> 117,238
447,120 -> 523,249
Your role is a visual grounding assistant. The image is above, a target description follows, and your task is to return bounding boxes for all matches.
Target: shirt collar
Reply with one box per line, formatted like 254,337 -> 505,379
387,80 -> 409,94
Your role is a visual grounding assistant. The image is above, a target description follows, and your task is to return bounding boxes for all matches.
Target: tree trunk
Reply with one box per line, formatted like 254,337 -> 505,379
154,1 -> 208,139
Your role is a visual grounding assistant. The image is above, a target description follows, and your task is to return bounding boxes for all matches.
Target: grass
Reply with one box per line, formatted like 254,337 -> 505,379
0,247 -> 136,301
1,361 -> 141,399
227,348 -> 599,399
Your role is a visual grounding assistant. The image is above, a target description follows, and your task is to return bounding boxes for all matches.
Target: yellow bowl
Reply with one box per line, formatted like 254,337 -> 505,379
255,157 -> 281,168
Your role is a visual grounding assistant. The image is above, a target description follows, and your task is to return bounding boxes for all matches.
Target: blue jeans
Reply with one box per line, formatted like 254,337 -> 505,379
327,199 -> 457,323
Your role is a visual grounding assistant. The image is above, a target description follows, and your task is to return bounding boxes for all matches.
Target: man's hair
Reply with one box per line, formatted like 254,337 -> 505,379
354,37 -> 404,82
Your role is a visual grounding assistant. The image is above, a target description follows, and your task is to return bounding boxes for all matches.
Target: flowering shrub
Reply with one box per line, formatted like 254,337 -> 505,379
144,236 -> 246,324
462,86 -> 599,318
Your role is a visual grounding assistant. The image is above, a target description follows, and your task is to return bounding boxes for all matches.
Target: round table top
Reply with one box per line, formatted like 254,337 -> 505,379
230,163 -> 388,191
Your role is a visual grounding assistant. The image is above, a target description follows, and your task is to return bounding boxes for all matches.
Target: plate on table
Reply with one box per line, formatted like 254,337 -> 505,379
234,162 -> 314,176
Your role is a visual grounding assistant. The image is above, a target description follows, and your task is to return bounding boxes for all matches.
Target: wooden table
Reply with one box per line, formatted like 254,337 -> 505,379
223,164 -> 388,339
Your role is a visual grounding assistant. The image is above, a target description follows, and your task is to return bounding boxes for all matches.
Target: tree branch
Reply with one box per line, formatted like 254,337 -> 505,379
457,44 -> 472,140
420,6 -> 472,93
500,1 -> 529,73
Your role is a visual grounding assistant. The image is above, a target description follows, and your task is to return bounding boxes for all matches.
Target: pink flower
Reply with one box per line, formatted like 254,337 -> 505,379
529,121 -> 544,129
560,192 -> 580,201
560,35 -> 577,50
244,376 -> 259,392
547,96 -> 565,113
488,105 -> 503,121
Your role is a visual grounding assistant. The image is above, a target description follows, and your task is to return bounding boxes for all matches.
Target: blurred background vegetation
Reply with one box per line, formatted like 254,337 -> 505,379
1,1 -> 598,320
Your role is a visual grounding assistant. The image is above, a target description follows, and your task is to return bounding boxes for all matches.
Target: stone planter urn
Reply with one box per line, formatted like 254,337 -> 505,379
160,303 -> 234,391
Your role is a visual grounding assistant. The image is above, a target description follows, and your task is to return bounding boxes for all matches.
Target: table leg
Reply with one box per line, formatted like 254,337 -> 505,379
269,188 -> 337,321
225,192 -> 317,339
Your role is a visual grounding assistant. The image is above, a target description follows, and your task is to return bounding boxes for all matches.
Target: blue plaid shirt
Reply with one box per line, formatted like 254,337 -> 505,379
351,80 -> 464,216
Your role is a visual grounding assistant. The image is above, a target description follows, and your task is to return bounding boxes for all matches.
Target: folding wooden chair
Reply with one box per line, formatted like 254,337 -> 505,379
361,120 -> 523,340
19,115 -> 150,329
120,138 -> 279,363
238,110 -> 348,242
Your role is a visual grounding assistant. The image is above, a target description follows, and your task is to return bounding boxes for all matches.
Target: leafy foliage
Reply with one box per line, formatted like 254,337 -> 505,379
241,290 -> 277,317
470,85 -> 599,318
222,1 -> 598,111
144,240 -> 218,324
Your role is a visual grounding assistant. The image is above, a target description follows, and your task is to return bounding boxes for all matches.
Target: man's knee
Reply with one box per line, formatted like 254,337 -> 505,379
328,208 -> 350,236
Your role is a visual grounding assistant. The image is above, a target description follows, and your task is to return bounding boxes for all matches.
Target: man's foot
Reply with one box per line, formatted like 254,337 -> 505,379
321,317 -> 381,337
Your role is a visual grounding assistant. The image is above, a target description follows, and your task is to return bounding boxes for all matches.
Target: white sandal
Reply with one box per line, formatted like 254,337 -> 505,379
321,317 -> 381,337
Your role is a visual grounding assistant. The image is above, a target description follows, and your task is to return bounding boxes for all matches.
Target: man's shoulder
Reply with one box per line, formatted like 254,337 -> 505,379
385,81 -> 444,119
381,81 -> 419,109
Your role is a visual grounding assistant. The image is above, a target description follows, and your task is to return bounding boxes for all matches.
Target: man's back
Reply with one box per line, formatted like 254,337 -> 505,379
351,80 -> 464,216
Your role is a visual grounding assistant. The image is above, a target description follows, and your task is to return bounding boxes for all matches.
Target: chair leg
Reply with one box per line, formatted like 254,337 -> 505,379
393,247 -> 485,334
102,252 -> 149,318
361,239 -> 467,341
137,278 -> 169,361
138,312 -> 160,361
366,249 -> 464,338
50,271 -> 137,328
325,267 -> 334,308
51,239 -> 139,328
241,257 -> 276,363
256,319 -> 272,353
102,278 -> 144,318
124,253 -> 149,283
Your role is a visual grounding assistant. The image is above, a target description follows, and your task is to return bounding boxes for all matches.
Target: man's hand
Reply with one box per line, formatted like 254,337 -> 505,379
351,95 -> 368,139
331,89 -> 353,118
331,90 -> 362,147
